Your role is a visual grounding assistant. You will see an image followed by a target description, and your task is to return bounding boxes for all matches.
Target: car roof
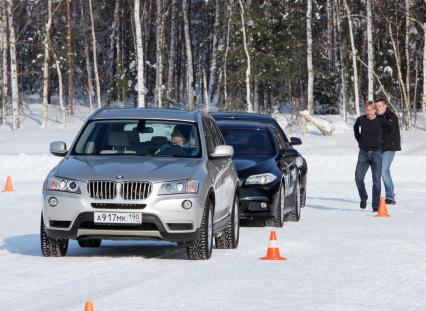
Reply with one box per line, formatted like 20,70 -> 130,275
210,112 -> 275,122
216,120 -> 270,131
91,108 -> 200,122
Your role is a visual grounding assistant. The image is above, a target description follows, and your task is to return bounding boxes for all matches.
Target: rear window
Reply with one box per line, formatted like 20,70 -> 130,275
219,128 -> 274,156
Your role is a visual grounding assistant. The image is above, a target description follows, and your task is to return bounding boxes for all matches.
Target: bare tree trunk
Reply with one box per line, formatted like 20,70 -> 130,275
208,0 -> 220,111
367,0 -> 374,101
155,0 -> 164,107
116,3 -> 123,101
166,0 -> 177,106
1,2 -> 8,126
80,0 -> 94,112
135,0 -> 146,107
405,0 -> 412,128
413,56 -> 418,127
224,0 -> 233,107
238,0 -> 253,112
107,0 -> 120,106
42,0 -> 52,128
202,67 -> 208,112
343,0 -> 360,115
52,51 -> 66,127
423,23 -> 426,126
7,0 -> 19,130
182,0 -> 195,110
66,0 -> 73,114
335,0 -> 347,121
389,23 -> 409,127
307,0 -> 314,115
326,0 -> 333,61
89,0 -> 102,108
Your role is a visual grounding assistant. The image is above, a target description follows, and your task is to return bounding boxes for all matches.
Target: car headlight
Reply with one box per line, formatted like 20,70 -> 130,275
245,173 -> 277,185
47,176 -> 81,194
158,180 -> 199,195
295,156 -> 304,169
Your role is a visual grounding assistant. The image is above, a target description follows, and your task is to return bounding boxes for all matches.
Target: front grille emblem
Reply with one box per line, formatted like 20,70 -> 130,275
116,175 -> 124,179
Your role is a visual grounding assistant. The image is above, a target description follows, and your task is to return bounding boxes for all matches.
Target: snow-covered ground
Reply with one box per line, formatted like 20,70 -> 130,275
1,99 -> 426,310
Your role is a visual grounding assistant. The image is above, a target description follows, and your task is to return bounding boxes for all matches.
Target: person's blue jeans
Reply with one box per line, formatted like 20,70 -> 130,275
381,151 -> 396,201
355,150 -> 382,208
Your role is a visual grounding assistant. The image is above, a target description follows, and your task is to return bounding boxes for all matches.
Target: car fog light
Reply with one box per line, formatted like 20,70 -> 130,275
48,197 -> 58,207
182,200 -> 192,209
261,202 -> 267,209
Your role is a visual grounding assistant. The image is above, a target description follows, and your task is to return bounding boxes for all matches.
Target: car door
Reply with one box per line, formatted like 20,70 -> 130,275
270,127 -> 294,198
202,117 -> 228,222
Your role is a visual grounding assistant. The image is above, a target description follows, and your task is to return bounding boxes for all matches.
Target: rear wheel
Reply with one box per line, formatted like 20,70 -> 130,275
264,184 -> 285,228
78,239 -> 102,248
40,215 -> 68,257
187,198 -> 214,260
285,178 -> 301,222
216,193 -> 240,249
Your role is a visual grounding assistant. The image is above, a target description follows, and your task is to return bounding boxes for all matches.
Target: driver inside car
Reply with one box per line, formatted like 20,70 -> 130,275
155,125 -> 196,156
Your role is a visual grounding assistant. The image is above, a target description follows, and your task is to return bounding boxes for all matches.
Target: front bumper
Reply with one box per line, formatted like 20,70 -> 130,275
238,180 -> 280,219
42,183 -> 204,242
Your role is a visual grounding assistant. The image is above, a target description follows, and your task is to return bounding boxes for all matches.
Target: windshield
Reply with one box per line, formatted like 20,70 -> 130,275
219,128 -> 274,156
72,119 -> 201,158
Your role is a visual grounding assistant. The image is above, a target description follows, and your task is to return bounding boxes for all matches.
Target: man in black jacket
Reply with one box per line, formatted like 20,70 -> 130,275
354,101 -> 393,211
376,98 -> 401,205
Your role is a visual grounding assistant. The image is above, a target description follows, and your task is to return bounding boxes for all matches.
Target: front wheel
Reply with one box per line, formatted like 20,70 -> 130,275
285,178 -> 301,222
40,215 -> 68,257
187,198 -> 214,260
265,184 -> 285,228
216,193 -> 240,249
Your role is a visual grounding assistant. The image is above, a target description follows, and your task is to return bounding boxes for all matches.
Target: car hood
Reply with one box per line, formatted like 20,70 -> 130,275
232,155 -> 277,177
56,156 -> 203,182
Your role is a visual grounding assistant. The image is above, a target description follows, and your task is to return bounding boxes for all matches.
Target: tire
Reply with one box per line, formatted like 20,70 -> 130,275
187,198 -> 214,260
78,239 -> 102,248
216,193 -> 240,249
40,215 -> 68,257
285,178 -> 301,222
264,184 -> 285,228
300,187 -> 306,208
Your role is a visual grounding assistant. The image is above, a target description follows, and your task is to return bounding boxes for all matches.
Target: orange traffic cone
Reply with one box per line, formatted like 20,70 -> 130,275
375,196 -> 390,218
84,301 -> 94,311
3,176 -> 15,192
260,231 -> 287,260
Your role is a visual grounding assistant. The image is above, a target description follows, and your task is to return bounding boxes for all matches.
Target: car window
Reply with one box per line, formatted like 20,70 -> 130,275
220,128 -> 274,156
208,118 -> 225,146
202,117 -> 215,154
72,119 -> 201,158
271,127 -> 285,151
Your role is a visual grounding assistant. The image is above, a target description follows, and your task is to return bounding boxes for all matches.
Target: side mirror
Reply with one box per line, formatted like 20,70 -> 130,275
281,148 -> 299,158
50,141 -> 68,157
290,137 -> 302,146
210,145 -> 234,158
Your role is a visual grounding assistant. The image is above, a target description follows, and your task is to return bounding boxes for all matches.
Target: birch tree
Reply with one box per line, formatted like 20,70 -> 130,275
238,0 -> 253,112
1,2 -> 8,126
166,0 -> 177,106
405,0 -> 412,128
89,0 -> 102,108
182,0 -> 195,110
307,0 -> 314,115
335,0 -> 347,121
80,0 -> 94,112
7,0 -> 19,130
326,0 -> 333,61
155,0 -> 165,107
52,51 -> 66,127
135,0 -> 146,107
367,0 -> 374,101
42,0 -> 52,128
223,0 -> 233,106
66,0 -> 73,114
208,0 -> 220,111
343,0 -> 360,116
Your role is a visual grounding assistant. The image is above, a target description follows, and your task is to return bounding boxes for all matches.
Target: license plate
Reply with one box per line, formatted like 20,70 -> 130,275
94,212 -> 142,224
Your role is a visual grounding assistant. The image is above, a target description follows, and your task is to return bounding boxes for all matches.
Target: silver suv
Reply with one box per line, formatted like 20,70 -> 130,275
41,109 -> 240,260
